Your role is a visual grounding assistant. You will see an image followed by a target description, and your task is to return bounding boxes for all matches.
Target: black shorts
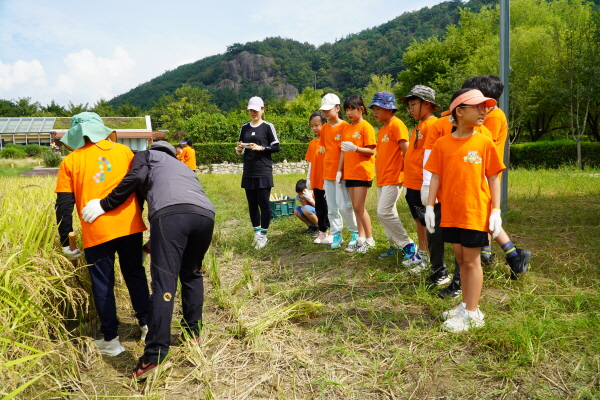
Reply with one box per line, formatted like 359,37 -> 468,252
345,179 -> 372,188
405,188 -> 425,226
442,227 -> 489,248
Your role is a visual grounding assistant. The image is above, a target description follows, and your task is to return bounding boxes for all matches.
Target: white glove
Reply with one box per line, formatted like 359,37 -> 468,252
341,141 -> 357,152
82,199 -> 106,223
335,171 -> 342,184
420,185 -> 430,207
489,208 -> 502,239
63,246 -> 82,261
306,179 -> 311,190
425,205 -> 435,234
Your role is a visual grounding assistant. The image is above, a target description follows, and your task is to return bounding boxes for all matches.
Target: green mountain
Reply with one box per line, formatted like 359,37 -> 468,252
109,0 -> 497,110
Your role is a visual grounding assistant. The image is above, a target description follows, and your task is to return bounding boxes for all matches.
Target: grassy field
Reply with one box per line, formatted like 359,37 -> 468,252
0,167 -> 599,399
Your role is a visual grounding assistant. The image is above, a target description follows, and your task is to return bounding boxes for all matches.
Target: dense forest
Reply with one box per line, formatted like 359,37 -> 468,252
2,0 -> 600,149
107,0 -> 497,110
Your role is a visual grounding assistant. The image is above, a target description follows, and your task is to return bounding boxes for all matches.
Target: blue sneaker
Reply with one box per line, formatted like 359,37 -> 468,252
345,232 -> 359,252
378,247 -> 399,259
331,234 -> 344,249
403,252 -> 423,266
401,242 -> 417,261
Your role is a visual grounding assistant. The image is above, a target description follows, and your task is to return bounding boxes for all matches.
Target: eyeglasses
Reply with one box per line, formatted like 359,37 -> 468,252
458,105 -> 488,112
406,101 -> 422,111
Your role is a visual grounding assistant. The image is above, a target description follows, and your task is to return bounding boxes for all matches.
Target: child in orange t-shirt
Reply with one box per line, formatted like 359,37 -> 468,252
54,112 -> 149,355
319,93 -> 358,250
399,85 -> 441,275
305,111 -> 331,243
179,138 -> 197,171
367,92 -> 415,260
424,89 -> 504,333
461,75 -> 531,277
339,94 -> 377,253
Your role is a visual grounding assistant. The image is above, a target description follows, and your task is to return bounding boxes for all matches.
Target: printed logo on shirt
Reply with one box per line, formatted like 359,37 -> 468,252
381,134 -> 390,143
334,133 -> 342,141
251,132 -> 255,135
352,131 -> 362,139
413,129 -> 424,140
317,146 -> 326,153
93,157 -> 112,183
463,150 -> 482,164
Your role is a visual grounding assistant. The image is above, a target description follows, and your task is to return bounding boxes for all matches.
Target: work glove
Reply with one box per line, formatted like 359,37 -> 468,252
82,199 -> 105,223
420,185 -> 430,207
62,246 -> 82,261
425,205 -> 436,234
306,179 -> 311,190
489,208 -> 502,239
335,171 -> 342,184
341,141 -> 357,152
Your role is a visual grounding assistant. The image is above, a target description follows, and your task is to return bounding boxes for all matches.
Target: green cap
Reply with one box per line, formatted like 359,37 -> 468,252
60,112 -> 114,150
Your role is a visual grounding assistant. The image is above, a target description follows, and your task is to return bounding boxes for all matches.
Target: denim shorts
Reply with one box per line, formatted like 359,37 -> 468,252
295,205 -> 315,217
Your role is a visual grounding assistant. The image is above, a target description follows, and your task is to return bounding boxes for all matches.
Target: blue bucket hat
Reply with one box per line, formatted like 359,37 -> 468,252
60,112 -> 115,151
368,92 -> 398,111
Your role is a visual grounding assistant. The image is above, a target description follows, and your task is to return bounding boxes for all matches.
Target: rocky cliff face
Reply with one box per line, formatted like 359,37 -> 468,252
215,51 -> 299,100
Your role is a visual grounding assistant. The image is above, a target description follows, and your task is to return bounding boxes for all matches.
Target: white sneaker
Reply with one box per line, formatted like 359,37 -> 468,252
408,262 -> 428,275
93,336 -> 126,356
140,325 -> 148,341
252,231 -> 261,245
318,234 -> 333,244
255,234 -> 268,249
441,303 -> 465,321
442,307 -> 485,333
356,241 -> 374,254
402,252 -> 423,267
313,232 -> 327,244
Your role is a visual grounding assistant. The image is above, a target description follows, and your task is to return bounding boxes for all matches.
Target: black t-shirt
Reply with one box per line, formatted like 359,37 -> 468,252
238,121 -> 280,178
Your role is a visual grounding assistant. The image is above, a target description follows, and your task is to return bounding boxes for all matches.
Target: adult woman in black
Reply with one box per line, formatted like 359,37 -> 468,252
236,96 -> 280,249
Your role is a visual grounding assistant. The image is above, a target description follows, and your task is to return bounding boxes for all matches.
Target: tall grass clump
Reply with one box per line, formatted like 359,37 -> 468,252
0,176 -> 89,398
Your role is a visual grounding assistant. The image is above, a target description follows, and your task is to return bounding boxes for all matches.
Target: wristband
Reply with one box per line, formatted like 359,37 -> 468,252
426,205 -> 434,208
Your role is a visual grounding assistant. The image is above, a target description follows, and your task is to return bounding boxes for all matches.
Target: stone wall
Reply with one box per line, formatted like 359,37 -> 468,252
200,160 -> 308,175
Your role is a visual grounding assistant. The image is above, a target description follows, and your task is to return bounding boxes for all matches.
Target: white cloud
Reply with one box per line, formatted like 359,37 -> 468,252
0,59 -> 46,91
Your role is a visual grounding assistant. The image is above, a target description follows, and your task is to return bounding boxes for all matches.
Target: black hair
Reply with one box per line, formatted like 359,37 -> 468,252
295,179 -> 307,193
343,94 -> 368,116
309,111 -> 326,124
461,75 -> 504,101
183,138 -> 193,146
450,88 -> 475,133
177,144 -> 185,149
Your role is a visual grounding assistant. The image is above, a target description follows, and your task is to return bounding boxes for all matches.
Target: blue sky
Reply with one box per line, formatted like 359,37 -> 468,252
0,0 -> 445,107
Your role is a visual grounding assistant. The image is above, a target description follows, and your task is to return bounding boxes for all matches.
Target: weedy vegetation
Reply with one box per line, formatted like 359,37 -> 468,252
0,165 -> 599,399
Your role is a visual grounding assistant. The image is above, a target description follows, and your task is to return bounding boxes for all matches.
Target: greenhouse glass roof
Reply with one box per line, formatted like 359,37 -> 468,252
0,117 -> 56,133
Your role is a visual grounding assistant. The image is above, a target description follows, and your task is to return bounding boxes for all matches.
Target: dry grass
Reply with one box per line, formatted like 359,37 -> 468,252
1,167 -> 599,399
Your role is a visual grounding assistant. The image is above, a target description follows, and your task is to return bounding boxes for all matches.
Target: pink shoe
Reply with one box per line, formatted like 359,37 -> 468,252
316,234 -> 333,244
313,232 -> 327,244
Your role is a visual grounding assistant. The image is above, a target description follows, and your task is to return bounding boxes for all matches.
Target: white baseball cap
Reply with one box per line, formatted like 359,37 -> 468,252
247,96 -> 264,111
320,93 -> 341,111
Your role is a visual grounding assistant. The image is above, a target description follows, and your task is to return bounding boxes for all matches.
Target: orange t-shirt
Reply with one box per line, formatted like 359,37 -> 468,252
375,116 -> 409,187
319,121 -> 349,181
425,133 -> 506,232
403,117 -> 438,190
423,115 -> 493,150
305,137 -> 325,190
341,120 -> 376,181
55,140 -> 147,248
180,146 -> 196,170
483,108 -> 508,161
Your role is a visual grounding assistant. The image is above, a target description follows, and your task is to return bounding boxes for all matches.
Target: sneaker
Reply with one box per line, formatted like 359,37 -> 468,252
93,336 -> 125,356
313,231 -> 327,244
132,357 -> 173,380
346,232 -> 359,249
408,262 -> 428,275
481,252 -> 495,266
400,242 -> 417,263
442,307 -> 485,333
331,234 -> 344,249
345,241 -> 358,253
252,231 -> 261,245
356,241 -> 373,254
316,234 -> 333,244
428,272 -> 451,287
302,225 -> 318,236
441,302 -> 465,321
438,281 -> 462,298
507,248 -> 531,280
402,252 -> 423,267
378,247 -> 399,259
255,234 -> 268,250
140,325 -> 148,342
